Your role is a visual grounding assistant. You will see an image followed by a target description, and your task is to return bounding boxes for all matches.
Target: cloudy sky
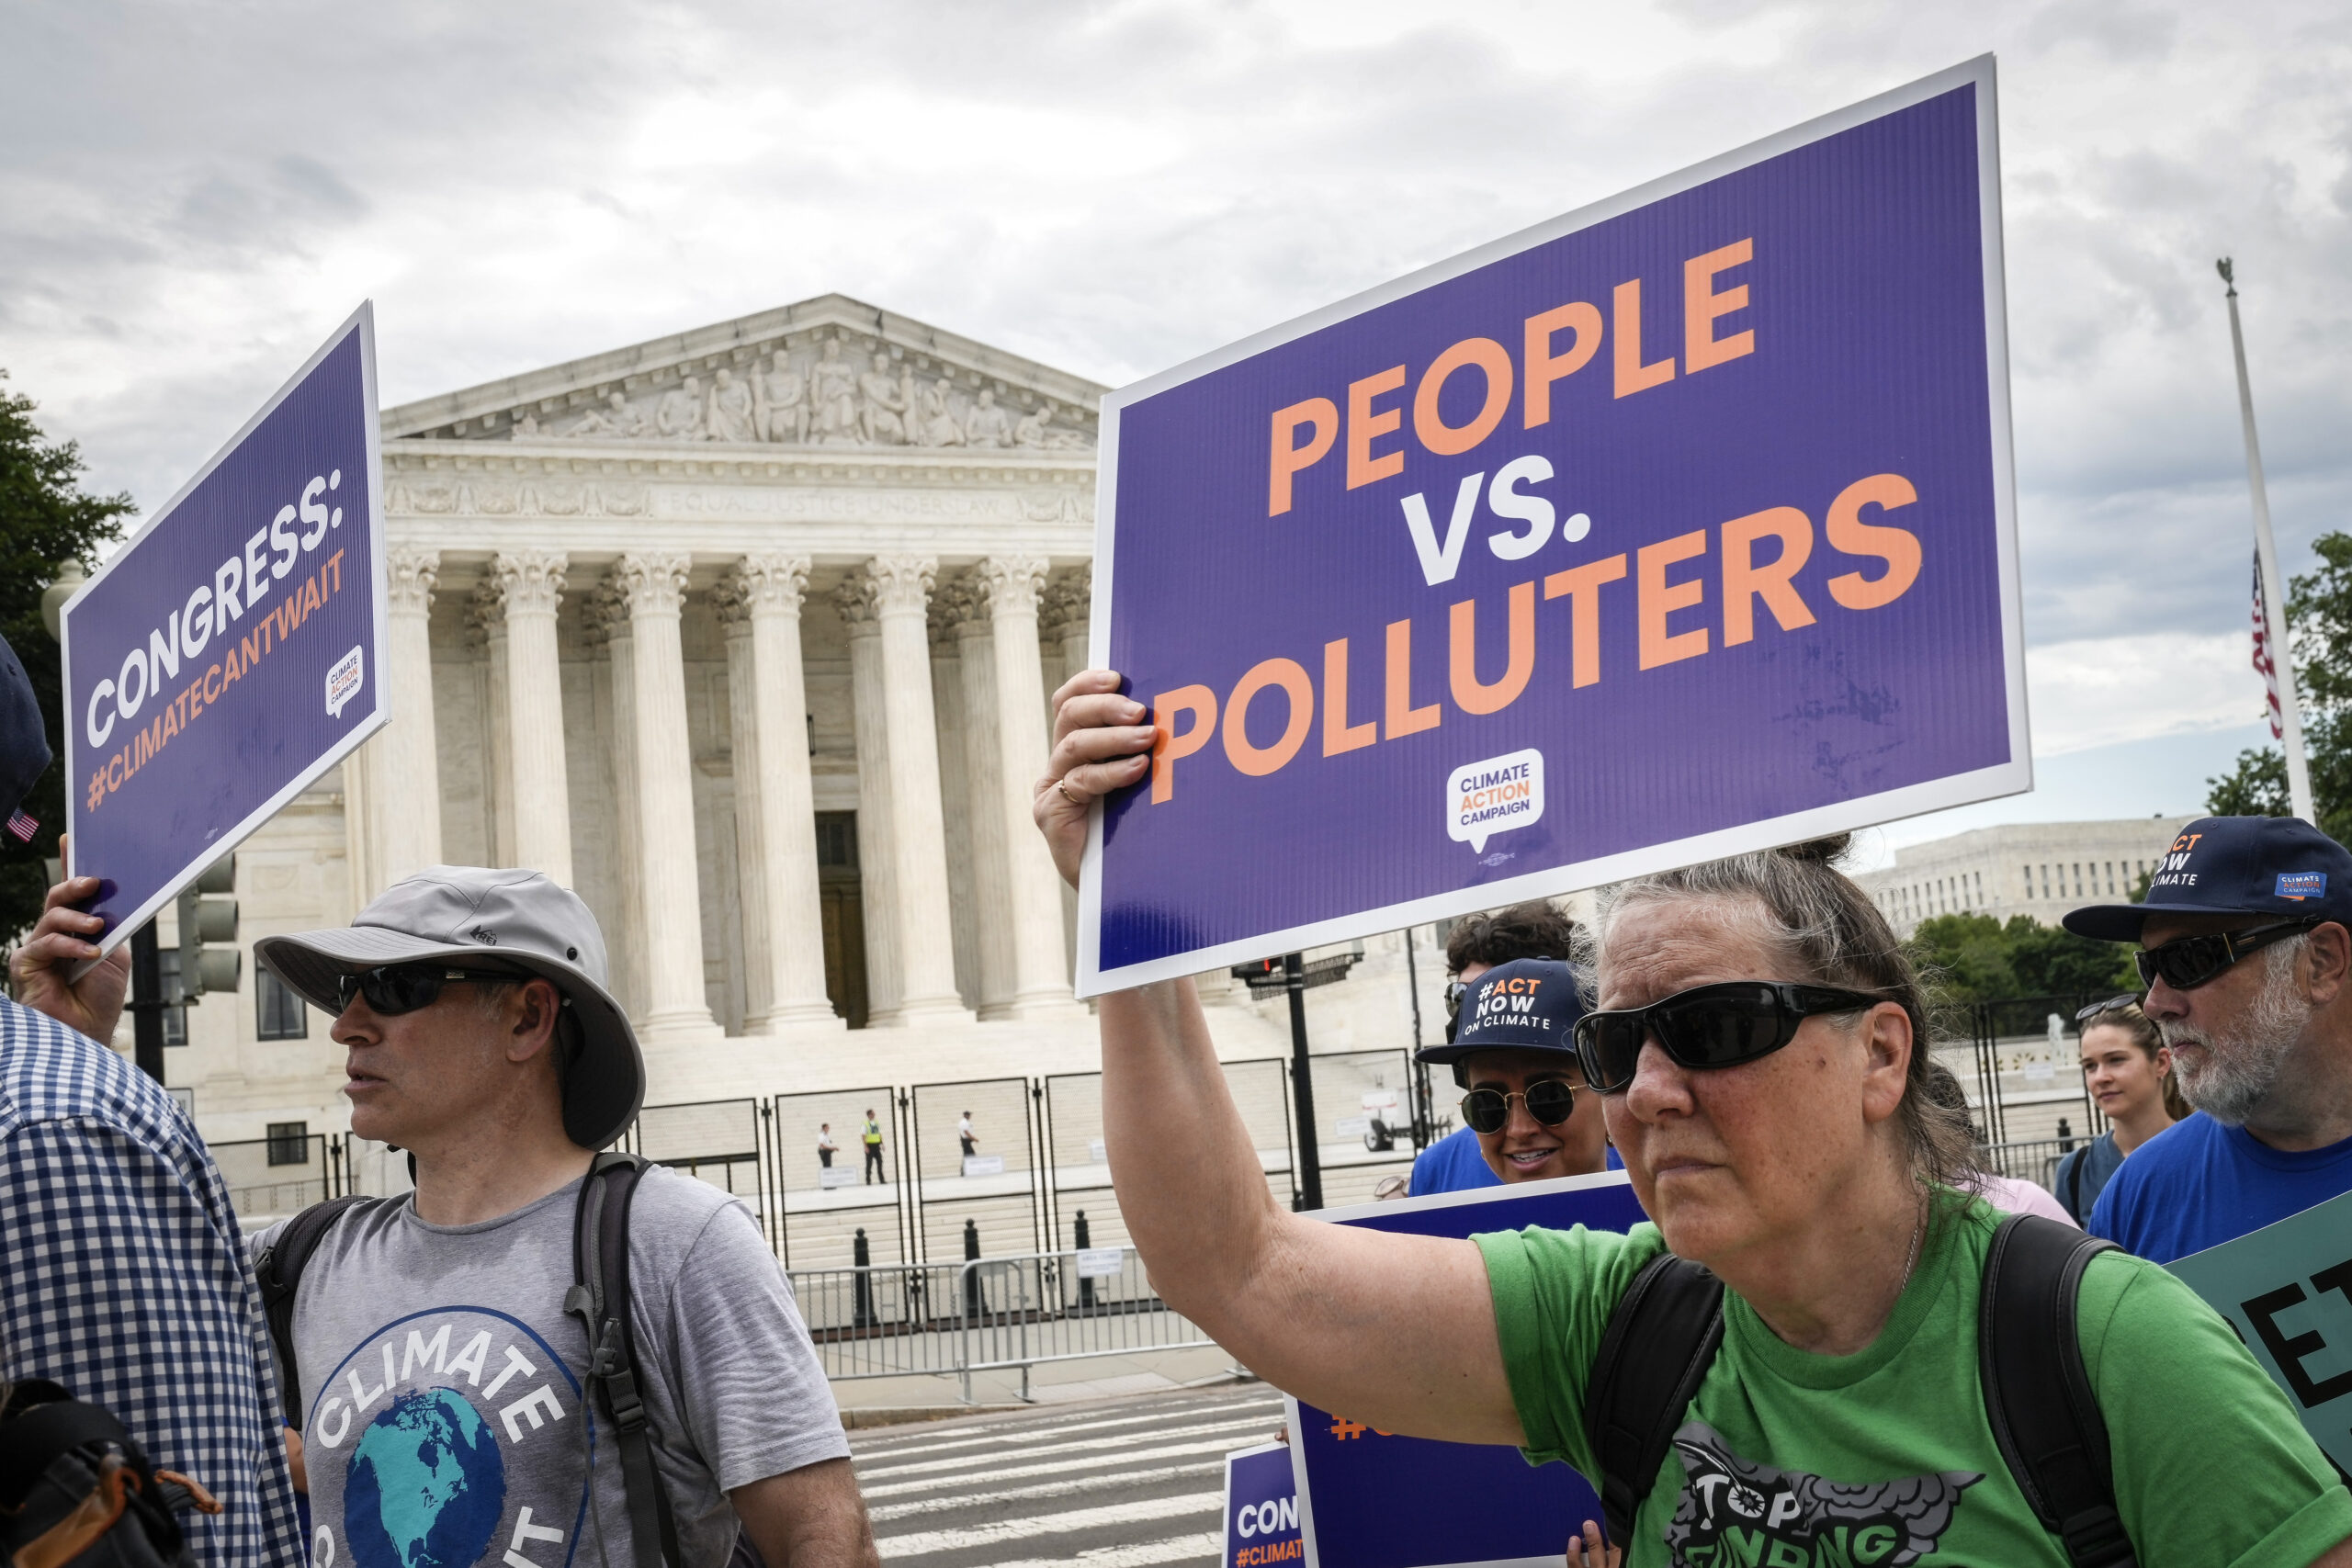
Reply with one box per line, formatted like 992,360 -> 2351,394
4,0 -> 2345,864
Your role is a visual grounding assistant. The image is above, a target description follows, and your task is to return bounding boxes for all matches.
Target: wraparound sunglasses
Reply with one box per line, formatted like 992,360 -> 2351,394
1573,980 -> 1888,1094
335,964 -> 526,1017
2133,919 -> 2318,992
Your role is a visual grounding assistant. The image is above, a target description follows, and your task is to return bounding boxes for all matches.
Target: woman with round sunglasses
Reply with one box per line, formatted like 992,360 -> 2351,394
1417,957 -> 1610,1187
1035,671 -> 2352,1567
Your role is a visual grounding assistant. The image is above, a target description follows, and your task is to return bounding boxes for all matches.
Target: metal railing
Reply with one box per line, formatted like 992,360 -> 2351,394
785,1243 -> 1220,1401
956,1247 -> 1217,1404
1978,1136 -> 2083,1192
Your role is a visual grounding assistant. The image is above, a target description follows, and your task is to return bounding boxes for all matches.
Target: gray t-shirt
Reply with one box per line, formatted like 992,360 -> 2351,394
252,1168 -> 848,1568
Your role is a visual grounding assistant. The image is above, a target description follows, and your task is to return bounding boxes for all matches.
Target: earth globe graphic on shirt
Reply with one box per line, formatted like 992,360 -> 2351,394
343,1387 -> 507,1568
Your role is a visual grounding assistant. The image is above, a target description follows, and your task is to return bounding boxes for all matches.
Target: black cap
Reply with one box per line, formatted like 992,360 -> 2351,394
1415,957 -> 1583,1066
0,632 -> 51,825
2064,816 -> 2352,942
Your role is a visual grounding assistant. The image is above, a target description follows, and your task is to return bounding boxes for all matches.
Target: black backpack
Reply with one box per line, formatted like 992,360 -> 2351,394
254,1152 -> 684,1568
1583,1213 -> 2136,1568
0,1379 -> 223,1567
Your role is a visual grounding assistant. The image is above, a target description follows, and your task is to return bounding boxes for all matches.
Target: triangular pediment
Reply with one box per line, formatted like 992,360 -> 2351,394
380,293 -> 1106,454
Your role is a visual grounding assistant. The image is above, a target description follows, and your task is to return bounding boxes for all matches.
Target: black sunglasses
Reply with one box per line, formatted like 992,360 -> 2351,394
336,964 -> 525,1017
2134,919 -> 2318,993
1573,981 -> 1888,1094
1459,1078 -> 1577,1134
2074,993 -> 2144,1024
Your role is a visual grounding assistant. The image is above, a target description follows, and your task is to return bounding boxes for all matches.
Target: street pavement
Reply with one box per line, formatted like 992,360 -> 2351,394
854,1381 -> 1289,1568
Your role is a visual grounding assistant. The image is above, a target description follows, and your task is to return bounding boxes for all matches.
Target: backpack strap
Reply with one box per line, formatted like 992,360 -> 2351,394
2062,1147 -> 2087,1224
564,1152 -> 683,1568
1980,1213 -> 2138,1568
254,1195 -> 376,1426
1582,1250 -> 1726,1551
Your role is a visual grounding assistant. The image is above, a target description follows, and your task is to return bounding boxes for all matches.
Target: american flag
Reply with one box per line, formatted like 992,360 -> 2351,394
6,808 -> 36,843
2254,552 -> 2286,741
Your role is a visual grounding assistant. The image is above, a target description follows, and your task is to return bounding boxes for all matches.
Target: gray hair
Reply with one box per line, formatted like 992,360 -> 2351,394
1588,834 -> 1975,1196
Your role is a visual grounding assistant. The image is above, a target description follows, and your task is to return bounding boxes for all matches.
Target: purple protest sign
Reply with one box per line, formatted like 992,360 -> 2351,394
62,303 -> 387,947
1079,59 -> 2024,993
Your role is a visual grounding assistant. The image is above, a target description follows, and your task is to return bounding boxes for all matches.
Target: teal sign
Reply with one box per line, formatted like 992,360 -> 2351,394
2166,1188 -> 2352,1475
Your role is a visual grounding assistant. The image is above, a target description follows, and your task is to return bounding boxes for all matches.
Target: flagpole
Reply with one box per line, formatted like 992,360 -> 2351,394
2220,257 -> 2315,823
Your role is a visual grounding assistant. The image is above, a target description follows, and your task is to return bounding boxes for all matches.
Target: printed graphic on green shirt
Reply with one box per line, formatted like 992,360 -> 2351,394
1663,1422 -> 1980,1568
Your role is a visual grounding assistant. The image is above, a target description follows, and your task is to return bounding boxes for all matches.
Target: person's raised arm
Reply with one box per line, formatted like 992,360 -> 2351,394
1035,671 -> 1521,1444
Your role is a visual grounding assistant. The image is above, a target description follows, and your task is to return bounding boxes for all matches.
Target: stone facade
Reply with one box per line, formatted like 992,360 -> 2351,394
159,295 -> 1454,1142
1854,817 -> 2196,938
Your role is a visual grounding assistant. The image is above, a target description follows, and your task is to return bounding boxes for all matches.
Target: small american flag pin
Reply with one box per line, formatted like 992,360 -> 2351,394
6,809 -> 39,843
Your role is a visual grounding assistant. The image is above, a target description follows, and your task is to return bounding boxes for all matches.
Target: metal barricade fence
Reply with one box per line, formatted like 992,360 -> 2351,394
956,1246 -> 1216,1404
1979,1136 -> 2082,1192
784,1244 -> 1220,1399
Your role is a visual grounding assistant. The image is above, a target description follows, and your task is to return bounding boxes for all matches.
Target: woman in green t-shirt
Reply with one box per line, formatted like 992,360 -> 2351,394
1033,669 -> 2352,1567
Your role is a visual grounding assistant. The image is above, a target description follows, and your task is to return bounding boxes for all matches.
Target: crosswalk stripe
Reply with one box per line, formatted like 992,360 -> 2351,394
867,1458 -> 1223,1522
876,1490 -> 1223,1558
853,1392 -> 1279,1460
861,1435 -> 1252,1499
973,1529 -> 1224,1568
856,1412 -> 1282,1479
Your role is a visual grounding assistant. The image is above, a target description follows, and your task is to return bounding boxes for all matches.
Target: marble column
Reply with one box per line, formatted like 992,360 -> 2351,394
489,550 -> 574,886
379,545 -> 444,886
614,552 -> 718,1039
1037,566 -> 1091,981
468,584 -> 515,866
833,581 -> 903,1021
951,592 -> 1015,1016
718,555 -> 840,1032
930,592 -> 981,1010
589,581 -> 646,1019
851,556 -> 972,1024
980,557 -> 1083,1015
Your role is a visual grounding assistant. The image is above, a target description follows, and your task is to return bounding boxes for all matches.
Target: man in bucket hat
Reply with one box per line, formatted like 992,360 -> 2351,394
249,866 -> 875,1568
2065,816 -> 2352,1263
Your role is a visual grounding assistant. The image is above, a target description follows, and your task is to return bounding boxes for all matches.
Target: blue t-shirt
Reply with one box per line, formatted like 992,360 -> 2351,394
2088,1111 -> 2352,1263
1406,1125 -> 1621,1196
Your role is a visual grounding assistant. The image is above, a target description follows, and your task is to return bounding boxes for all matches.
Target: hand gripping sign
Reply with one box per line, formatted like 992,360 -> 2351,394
62,304 -> 387,948
1078,58 -> 2027,994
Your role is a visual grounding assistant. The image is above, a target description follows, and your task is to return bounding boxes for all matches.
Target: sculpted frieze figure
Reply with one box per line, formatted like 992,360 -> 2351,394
563,390 -> 654,440
657,375 -> 707,440
707,367 -> 758,443
756,350 -> 808,444
810,340 -> 863,445
965,388 -> 1013,449
911,377 -> 956,447
513,412 -> 540,438
858,353 -> 910,445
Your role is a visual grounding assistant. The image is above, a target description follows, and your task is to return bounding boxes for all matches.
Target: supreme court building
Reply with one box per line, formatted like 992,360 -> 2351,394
164,295 -> 1448,1143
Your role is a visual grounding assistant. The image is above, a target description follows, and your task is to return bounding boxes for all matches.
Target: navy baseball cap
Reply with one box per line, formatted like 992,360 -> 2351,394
0,631 -> 51,826
2063,816 -> 2352,942
1415,957 -> 1584,1066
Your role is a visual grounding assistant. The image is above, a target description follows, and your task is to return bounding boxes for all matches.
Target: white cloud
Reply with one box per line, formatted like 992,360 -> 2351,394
2025,631 -> 2267,756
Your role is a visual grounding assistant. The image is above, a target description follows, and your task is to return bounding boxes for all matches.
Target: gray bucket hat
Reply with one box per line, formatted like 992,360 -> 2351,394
253,865 -> 642,1150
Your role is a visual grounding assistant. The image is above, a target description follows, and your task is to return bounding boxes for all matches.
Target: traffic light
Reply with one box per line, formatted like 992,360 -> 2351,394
175,855 -> 240,1002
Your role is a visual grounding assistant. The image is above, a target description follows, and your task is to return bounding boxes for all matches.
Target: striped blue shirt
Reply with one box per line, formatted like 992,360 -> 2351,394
0,997 -> 304,1564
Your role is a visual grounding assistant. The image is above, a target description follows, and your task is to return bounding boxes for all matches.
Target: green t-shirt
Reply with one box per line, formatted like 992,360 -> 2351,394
1477,1195 -> 2351,1567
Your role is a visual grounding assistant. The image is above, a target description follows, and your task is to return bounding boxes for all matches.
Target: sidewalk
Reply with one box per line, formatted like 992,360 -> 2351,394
831,1341 -> 1254,1427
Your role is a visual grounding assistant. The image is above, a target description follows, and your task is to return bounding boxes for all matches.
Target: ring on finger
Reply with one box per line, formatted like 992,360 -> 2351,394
1055,777 -> 1086,807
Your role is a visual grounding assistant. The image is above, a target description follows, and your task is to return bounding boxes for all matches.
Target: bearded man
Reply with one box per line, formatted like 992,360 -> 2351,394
2066,816 -> 2352,1262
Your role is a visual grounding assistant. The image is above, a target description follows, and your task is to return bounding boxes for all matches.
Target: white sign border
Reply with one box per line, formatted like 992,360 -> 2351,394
1078,54 -> 2026,997
62,300 -> 391,957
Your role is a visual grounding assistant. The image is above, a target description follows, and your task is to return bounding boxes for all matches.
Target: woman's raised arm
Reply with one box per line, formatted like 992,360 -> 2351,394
1035,671 -> 1522,1443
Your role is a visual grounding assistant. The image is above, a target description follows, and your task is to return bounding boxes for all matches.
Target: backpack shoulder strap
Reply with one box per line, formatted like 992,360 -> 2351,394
2062,1147 -> 2087,1223
254,1195 -> 375,1426
1582,1250 -> 1726,1551
1980,1213 -> 2138,1568
564,1152 -> 682,1568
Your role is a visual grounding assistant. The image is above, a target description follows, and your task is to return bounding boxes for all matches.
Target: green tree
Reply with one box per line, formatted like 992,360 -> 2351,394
0,373 -> 133,942
1905,912 -> 2136,1008
2208,532 -> 2352,844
